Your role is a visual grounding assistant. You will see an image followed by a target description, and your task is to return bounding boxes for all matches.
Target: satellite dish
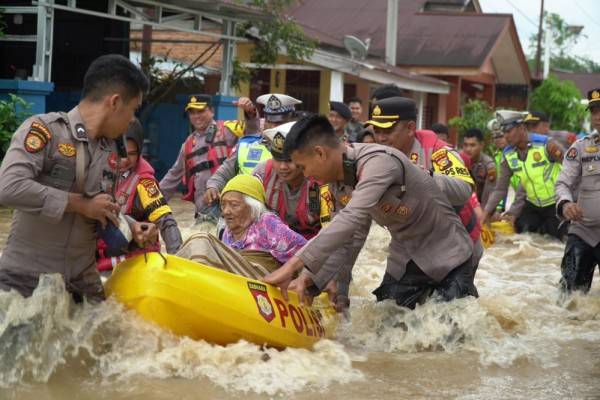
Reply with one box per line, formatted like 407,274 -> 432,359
343,35 -> 370,60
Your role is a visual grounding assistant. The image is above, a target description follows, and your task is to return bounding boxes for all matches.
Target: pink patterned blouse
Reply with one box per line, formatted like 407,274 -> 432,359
223,213 -> 307,264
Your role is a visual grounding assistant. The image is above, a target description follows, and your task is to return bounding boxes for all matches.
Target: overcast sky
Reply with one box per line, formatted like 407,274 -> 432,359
479,0 -> 600,64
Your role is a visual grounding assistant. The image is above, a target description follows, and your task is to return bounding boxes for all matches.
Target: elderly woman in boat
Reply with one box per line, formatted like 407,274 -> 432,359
177,174 -> 306,279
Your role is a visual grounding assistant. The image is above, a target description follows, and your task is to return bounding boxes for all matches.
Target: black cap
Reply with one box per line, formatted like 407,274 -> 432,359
524,110 -> 549,123
329,101 -> 352,120
587,88 -> 600,110
125,118 -> 144,153
364,97 -> 417,128
185,94 -> 212,112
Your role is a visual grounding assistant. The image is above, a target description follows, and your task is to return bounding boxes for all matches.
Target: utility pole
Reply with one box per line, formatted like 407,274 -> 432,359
534,0 -> 544,79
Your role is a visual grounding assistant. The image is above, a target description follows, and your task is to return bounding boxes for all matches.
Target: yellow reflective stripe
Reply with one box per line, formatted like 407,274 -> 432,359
319,184 -> 334,226
431,148 -> 475,186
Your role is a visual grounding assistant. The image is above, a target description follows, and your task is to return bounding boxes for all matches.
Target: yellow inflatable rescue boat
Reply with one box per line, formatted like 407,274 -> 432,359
104,253 -> 338,349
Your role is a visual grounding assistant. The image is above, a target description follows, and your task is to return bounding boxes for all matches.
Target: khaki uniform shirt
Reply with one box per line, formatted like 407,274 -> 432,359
0,107 -> 116,299
298,144 -> 473,284
469,153 -> 496,207
555,133 -> 600,247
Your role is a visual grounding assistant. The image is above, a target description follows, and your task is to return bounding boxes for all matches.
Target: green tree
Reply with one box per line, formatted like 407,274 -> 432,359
0,94 -> 31,160
449,99 -> 494,146
528,12 -> 600,73
529,75 -> 585,132
231,0 -> 316,89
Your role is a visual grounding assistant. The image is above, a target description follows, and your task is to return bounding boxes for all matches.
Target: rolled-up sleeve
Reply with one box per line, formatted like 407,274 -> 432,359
0,118 -> 69,224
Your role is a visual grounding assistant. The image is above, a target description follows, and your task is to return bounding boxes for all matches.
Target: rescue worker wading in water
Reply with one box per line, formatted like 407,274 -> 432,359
96,119 -> 182,272
159,94 -> 254,221
263,115 -> 477,309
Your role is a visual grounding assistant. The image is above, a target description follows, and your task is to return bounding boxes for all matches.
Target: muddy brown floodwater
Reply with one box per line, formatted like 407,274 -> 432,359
0,197 -> 598,400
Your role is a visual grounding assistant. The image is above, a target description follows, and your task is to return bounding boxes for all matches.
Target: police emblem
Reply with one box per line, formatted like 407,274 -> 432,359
339,194 -> 351,205
396,204 -> 410,217
24,132 -> 44,153
58,143 -> 76,157
409,153 -> 419,164
585,146 -> 598,153
140,179 -> 160,198
592,90 -> 600,100
432,150 -> 452,171
533,151 -> 542,162
566,147 -> 578,161
190,96 -> 197,103
247,281 -> 275,323
372,105 -> 382,116
24,121 -> 52,153
267,95 -> 282,111
271,132 -> 286,154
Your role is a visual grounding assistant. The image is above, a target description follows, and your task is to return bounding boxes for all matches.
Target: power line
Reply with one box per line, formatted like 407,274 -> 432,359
573,0 -> 600,29
503,0 -> 539,28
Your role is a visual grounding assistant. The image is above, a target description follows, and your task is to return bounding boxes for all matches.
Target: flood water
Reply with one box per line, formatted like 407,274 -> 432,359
0,197 -> 599,400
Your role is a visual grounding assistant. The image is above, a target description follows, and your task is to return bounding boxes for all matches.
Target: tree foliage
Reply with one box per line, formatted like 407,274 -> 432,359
232,0 -> 316,89
0,94 -> 31,160
529,75 -> 586,132
528,12 -> 600,73
449,100 -> 495,155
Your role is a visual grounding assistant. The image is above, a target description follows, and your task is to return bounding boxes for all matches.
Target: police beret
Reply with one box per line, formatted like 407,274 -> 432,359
256,94 -> 302,122
524,110 -> 549,123
329,101 -> 351,120
587,88 -> 600,110
364,97 -> 417,129
185,94 -> 212,112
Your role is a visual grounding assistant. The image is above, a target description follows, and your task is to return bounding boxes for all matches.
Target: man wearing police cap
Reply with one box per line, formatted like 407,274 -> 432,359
482,110 -> 566,239
203,93 -> 302,205
328,101 -> 352,141
365,97 -> 483,270
160,94 -> 255,218
555,88 -> 600,293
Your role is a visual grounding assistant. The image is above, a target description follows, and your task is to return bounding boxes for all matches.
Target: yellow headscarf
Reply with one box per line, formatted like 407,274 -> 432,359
221,175 -> 266,204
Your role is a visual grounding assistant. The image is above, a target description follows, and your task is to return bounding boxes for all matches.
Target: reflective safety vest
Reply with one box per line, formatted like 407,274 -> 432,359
236,135 -> 272,175
182,121 -> 233,201
504,135 -> 561,207
263,160 -> 324,239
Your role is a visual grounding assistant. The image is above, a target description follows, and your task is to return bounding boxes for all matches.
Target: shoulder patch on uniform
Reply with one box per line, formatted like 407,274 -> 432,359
30,121 -> 52,142
140,178 -> 160,198
24,131 -> 45,153
566,147 -> 578,160
24,121 -> 53,153
58,143 -> 76,157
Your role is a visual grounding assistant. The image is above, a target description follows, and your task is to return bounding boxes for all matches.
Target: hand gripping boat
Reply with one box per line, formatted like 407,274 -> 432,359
104,253 -> 338,349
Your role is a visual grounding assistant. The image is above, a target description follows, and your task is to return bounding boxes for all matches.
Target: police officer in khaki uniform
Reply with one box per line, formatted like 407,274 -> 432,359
555,88 -> 600,293
263,115 -> 476,308
524,110 -> 577,149
462,128 -> 496,206
0,54 -> 155,301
